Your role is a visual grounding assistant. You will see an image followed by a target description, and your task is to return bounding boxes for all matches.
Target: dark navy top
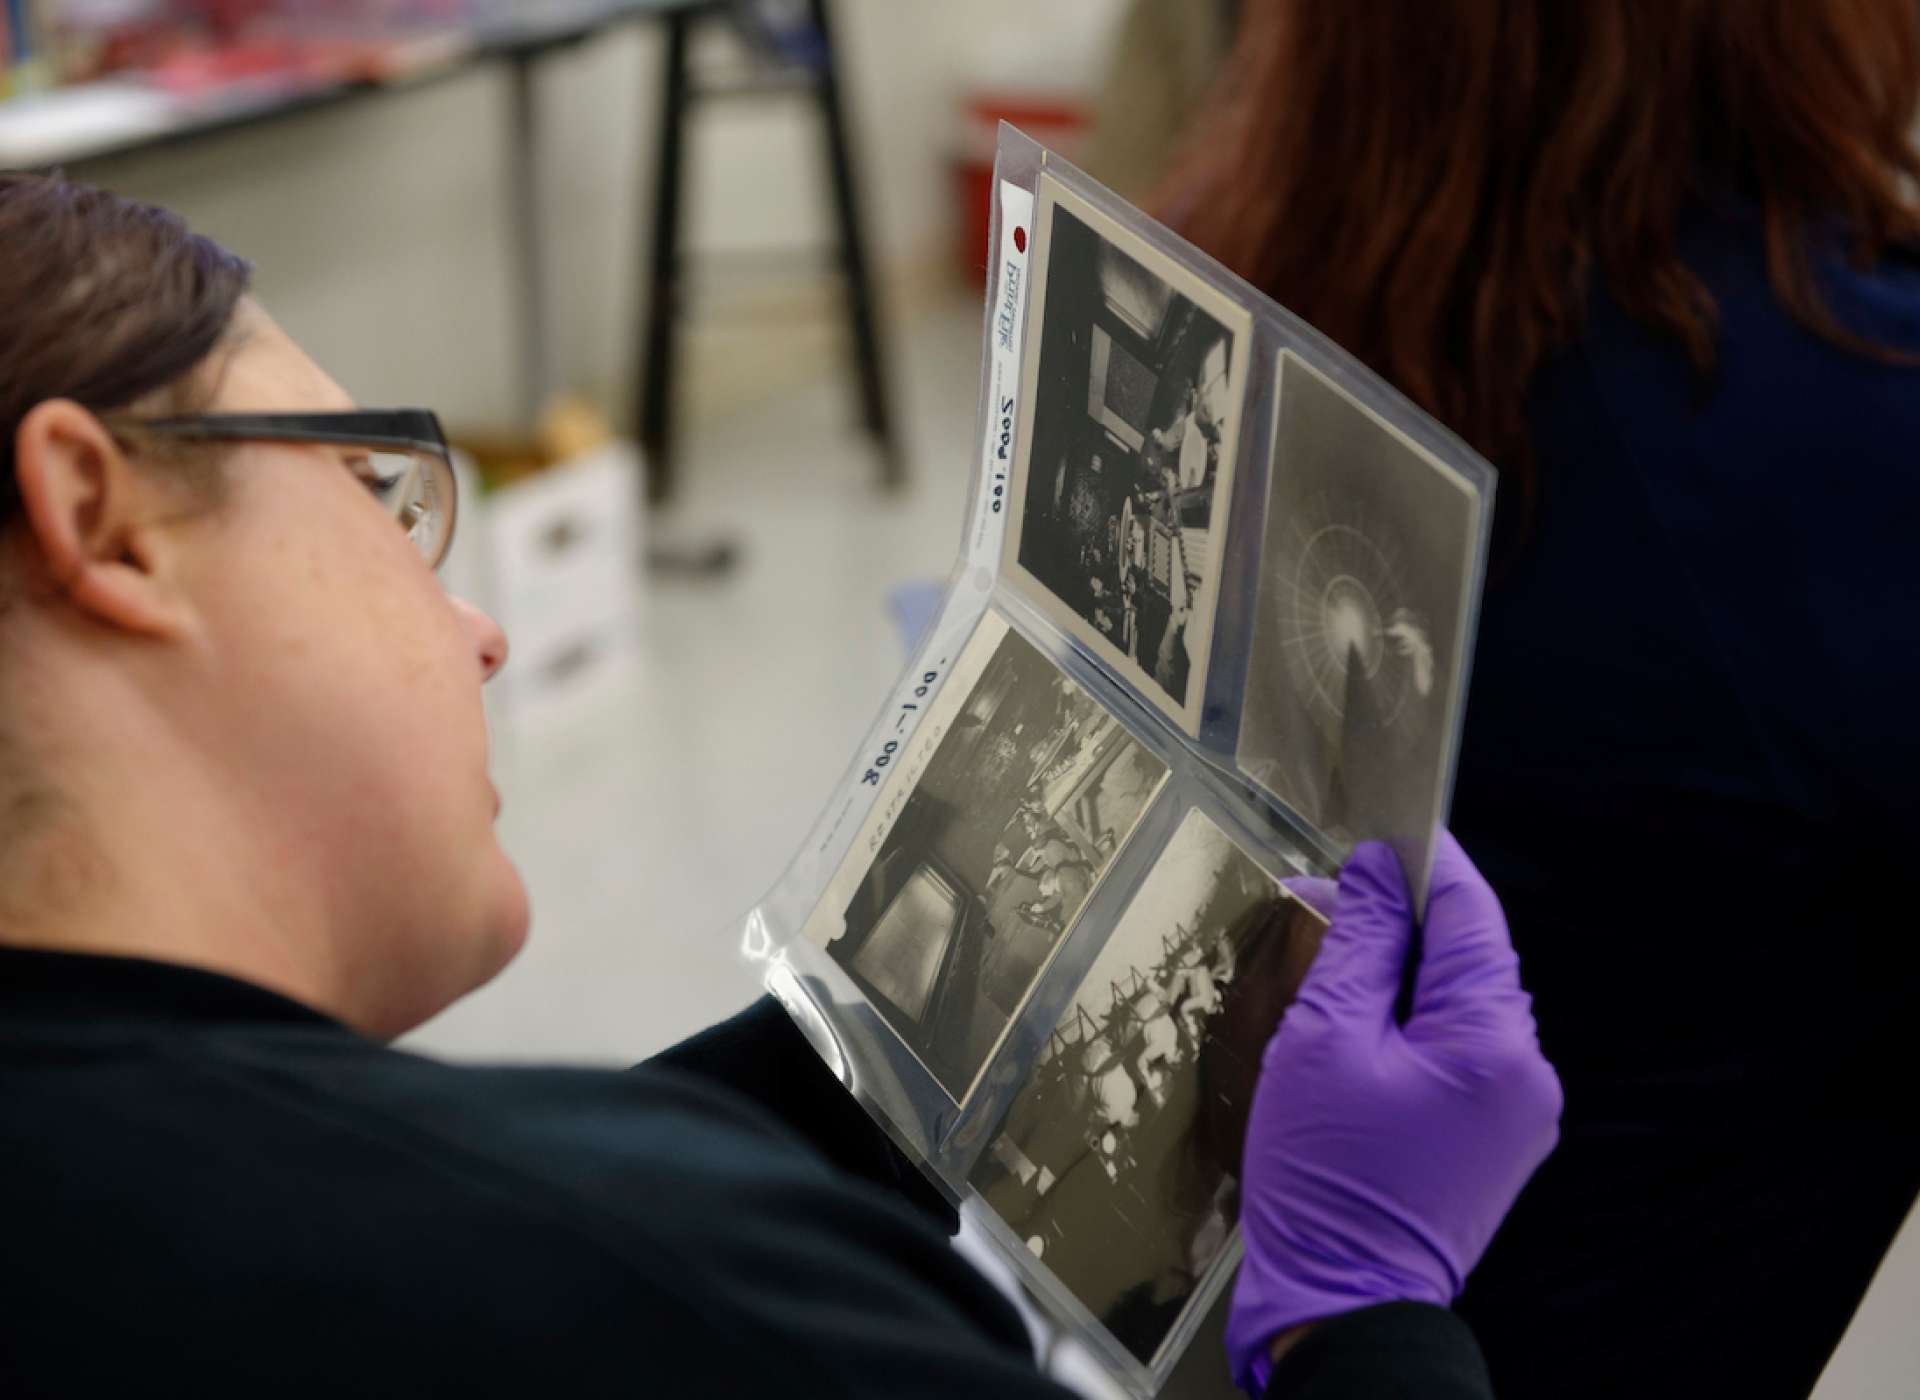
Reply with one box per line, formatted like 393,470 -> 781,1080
1449,206 -> 1920,1399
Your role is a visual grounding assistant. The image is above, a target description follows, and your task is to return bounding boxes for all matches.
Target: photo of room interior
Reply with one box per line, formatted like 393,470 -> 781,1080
1008,183 -> 1246,731
820,621 -> 1167,1102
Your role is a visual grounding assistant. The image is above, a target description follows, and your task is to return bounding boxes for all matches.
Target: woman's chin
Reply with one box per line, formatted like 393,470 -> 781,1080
482,857 -> 533,978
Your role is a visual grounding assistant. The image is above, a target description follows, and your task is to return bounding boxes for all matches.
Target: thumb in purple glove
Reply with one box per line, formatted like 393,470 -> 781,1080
1225,833 -> 1562,1394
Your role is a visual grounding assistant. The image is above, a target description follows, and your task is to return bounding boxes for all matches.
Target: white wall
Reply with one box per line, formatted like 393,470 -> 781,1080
70,0 -> 1127,435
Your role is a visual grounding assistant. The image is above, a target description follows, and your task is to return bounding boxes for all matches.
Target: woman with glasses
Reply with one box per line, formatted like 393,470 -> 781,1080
0,172 -> 1557,1398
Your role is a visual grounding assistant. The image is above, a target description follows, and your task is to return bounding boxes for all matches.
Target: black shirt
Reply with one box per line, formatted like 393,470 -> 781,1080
0,947 -> 1490,1398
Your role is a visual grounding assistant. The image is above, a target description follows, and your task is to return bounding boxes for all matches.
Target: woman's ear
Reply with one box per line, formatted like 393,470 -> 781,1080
10,400 -> 197,639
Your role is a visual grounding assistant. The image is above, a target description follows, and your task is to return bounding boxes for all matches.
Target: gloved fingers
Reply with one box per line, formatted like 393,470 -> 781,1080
1279,874 -> 1339,922
1409,830 -> 1528,1019
1416,1018 -> 1566,1196
1290,841 -> 1414,1021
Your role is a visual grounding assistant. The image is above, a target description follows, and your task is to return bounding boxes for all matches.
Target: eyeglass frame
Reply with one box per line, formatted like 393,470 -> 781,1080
101,408 -> 459,569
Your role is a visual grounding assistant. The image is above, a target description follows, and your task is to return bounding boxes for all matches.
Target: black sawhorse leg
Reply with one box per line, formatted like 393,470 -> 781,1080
639,8 -> 692,509
805,0 -> 903,489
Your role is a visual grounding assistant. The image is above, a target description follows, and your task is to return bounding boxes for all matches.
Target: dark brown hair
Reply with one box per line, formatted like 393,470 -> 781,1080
0,171 -> 253,520
0,174 -> 251,885
1169,1 -> 1920,502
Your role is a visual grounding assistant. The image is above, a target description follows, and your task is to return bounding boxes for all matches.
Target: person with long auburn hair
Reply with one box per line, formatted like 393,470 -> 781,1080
1173,4 -> 1920,1396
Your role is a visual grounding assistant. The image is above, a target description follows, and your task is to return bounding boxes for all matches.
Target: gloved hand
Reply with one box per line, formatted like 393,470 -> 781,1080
1226,833 -> 1562,1394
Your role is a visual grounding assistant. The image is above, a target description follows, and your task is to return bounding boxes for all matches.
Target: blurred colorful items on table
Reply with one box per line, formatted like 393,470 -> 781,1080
4,0 -> 477,101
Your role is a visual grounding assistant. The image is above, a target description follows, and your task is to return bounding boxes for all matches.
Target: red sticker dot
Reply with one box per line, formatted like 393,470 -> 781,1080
1013,226 -> 1027,253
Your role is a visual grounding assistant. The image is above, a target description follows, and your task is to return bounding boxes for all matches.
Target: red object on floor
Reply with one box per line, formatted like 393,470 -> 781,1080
953,89 -> 1088,286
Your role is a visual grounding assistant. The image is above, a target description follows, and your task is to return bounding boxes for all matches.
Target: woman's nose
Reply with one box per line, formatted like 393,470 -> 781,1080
450,595 -> 509,683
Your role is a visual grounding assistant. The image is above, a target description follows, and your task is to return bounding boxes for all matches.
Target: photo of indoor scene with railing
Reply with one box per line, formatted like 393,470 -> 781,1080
1005,177 -> 1248,735
814,617 -> 1167,1104
970,807 -> 1325,1368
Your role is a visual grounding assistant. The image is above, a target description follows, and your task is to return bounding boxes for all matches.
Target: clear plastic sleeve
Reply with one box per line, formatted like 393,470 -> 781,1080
736,125 -> 1497,1397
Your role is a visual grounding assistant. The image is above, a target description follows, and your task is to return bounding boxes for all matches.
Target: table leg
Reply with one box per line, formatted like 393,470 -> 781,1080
638,8 -> 692,505
806,0 -> 904,490
504,50 -> 550,431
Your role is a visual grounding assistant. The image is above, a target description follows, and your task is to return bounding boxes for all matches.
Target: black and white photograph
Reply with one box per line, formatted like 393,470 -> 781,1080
969,809 -> 1326,1367
1239,351 -> 1481,898
1003,174 -> 1253,736
808,612 -> 1169,1104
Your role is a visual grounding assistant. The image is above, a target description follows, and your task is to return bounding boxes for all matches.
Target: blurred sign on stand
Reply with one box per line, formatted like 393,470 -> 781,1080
453,397 -> 645,736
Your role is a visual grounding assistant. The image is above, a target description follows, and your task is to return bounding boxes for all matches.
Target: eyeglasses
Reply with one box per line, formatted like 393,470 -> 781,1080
107,409 -> 459,570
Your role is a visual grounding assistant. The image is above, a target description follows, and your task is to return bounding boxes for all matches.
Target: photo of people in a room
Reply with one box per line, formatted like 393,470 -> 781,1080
968,809 -> 1326,1367
818,619 -> 1168,1104
1007,178 -> 1249,734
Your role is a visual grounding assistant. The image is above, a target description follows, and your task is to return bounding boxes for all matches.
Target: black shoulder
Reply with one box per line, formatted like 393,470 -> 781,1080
190,1033 -> 1062,1399
646,996 -> 959,1230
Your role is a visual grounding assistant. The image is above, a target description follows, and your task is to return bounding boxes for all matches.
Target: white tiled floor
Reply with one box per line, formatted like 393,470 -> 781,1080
403,291 -> 1918,1398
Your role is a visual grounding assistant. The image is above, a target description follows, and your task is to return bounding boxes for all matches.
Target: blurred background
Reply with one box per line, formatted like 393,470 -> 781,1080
1,2 -> 1909,1395
4,0 -> 1169,1068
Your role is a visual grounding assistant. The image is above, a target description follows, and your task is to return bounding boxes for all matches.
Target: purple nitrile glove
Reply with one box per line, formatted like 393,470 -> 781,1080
1226,833 -> 1562,1395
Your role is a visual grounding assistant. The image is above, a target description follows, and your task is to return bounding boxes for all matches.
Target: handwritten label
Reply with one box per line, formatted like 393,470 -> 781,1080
860,662 -> 948,787
973,179 -> 1035,559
